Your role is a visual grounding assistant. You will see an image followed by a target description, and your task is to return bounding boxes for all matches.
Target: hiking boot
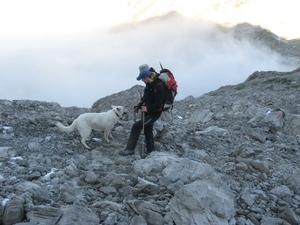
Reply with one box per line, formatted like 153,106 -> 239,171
119,149 -> 134,156
154,126 -> 169,142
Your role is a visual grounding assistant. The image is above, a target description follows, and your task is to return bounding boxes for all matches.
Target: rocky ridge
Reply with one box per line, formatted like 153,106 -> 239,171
230,23 -> 300,62
1,68 -> 300,224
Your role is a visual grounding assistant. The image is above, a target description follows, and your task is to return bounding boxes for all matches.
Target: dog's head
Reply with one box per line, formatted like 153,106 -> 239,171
111,105 -> 128,120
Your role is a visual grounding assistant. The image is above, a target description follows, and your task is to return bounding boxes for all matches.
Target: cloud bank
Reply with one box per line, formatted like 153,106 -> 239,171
0,16 -> 297,107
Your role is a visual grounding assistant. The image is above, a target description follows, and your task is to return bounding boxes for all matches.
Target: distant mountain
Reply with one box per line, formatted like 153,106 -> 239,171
118,11 -> 300,66
125,0 -> 299,40
230,23 -> 300,60
121,0 -> 300,66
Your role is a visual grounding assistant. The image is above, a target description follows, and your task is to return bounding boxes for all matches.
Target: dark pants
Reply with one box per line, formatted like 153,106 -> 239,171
126,114 -> 158,153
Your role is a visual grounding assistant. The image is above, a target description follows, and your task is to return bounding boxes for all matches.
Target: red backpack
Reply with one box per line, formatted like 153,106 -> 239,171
158,64 -> 178,111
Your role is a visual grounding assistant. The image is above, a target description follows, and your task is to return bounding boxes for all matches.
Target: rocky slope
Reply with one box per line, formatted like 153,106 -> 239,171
1,68 -> 300,224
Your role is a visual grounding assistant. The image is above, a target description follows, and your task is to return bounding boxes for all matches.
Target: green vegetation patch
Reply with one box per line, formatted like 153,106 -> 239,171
233,83 -> 246,90
264,77 -> 291,85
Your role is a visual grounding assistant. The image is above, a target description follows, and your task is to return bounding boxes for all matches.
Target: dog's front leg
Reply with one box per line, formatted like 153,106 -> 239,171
104,130 -> 111,142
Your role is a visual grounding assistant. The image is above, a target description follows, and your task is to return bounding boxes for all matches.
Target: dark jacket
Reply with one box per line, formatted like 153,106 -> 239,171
141,78 -> 167,118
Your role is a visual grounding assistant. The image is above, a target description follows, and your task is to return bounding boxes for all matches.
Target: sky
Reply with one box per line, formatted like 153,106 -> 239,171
0,0 -> 299,108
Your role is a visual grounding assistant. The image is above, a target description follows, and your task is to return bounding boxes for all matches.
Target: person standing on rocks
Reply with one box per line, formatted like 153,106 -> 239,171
119,66 -> 167,157
139,64 -> 170,142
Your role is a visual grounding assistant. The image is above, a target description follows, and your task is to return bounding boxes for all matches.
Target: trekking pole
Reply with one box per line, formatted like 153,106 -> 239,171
159,61 -> 164,70
134,109 -> 137,122
140,111 -> 146,158
141,111 -> 145,134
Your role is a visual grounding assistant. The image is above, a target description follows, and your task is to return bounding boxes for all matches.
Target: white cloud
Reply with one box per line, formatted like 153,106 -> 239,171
0,0 -> 131,38
0,15 -> 297,107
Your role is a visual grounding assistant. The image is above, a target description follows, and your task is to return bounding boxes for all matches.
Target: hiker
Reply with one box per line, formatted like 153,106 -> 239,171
119,68 -> 167,157
138,64 -> 170,142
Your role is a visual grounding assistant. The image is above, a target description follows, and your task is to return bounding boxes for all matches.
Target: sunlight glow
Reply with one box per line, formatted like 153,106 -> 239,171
162,0 -> 299,40
0,0 -> 299,39
0,0 -> 130,38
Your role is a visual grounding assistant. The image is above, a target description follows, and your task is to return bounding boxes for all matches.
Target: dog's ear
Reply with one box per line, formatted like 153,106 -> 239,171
111,105 -> 116,109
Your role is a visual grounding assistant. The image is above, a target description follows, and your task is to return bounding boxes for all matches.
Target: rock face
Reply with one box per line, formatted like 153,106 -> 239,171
1,68 -> 300,225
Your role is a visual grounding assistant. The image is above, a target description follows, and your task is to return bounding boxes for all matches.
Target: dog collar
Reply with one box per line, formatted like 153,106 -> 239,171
114,110 -> 120,118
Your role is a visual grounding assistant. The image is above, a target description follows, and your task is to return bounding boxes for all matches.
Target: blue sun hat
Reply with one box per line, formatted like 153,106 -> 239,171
136,69 -> 151,81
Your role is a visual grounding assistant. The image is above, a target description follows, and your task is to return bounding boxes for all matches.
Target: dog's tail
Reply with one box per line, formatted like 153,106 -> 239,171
56,121 -> 76,133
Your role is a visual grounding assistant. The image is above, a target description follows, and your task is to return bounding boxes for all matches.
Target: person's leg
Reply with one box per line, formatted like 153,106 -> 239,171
154,111 -> 169,142
143,115 -> 158,154
153,119 -> 163,131
126,120 -> 143,150
119,119 -> 142,155
144,125 -> 154,154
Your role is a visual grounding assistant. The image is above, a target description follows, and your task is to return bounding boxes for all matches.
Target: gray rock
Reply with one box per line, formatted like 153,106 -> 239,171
169,180 -> 235,225
26,206 -> 63,224
130,215 -> 147,225
278,206 -> 300,225
251,159 -> 269,173
57,205 -> 100,225
2,198 -> 24,225
84,170 -> 98,184
286,170 -> 300,194
0,147 -> 16,158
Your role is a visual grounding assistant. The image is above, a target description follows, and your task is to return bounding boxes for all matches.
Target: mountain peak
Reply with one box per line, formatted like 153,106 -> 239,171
125,0 -> 299,39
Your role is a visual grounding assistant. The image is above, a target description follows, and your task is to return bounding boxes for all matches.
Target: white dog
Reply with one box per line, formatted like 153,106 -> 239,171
56,105 -> 127,149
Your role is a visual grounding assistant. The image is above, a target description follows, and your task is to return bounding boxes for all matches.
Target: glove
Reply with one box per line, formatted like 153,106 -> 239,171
133,103 -> 143,113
